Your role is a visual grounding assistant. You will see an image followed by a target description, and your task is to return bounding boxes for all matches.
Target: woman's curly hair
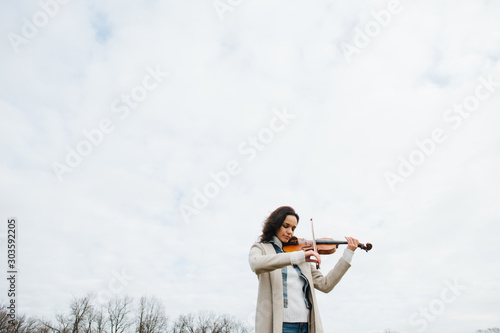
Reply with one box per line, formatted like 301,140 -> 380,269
259,206 -> 299,242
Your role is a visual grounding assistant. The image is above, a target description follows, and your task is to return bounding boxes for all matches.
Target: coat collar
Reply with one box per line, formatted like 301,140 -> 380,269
268,235 -> 283,249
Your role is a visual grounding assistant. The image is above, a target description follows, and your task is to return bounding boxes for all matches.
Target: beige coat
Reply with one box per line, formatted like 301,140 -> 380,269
248,241 -> 351,333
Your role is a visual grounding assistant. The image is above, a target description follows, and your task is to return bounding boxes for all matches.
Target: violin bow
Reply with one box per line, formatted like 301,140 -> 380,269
310,218 -> 320,269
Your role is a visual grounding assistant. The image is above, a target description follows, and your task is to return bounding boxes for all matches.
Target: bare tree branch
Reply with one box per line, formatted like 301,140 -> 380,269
107,296 -> 133,333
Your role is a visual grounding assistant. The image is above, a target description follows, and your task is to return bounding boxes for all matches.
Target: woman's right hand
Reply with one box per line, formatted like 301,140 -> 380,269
304,250 -> 321,266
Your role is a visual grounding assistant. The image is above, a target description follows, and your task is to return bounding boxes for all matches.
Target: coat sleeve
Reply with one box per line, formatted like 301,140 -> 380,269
310,257 -> 351,293
248,243 -> 295,275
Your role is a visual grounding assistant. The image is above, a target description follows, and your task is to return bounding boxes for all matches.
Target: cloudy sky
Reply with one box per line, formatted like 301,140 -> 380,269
1,0 -> 500,332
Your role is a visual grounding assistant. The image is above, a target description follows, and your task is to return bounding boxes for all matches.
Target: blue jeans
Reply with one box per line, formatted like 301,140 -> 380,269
283,322 -> 308,333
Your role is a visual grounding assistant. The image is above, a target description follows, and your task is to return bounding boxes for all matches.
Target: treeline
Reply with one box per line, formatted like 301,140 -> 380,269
0,294 -> 252,333
2,295 -> 497,333
378,327 -> 500,333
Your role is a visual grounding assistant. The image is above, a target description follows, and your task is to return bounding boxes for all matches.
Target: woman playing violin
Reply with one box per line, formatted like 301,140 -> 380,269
248,206 -> 359,333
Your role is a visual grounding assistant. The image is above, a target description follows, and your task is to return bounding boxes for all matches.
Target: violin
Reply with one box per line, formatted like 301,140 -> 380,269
282,236 -> 373,254
282,218 -> 372,269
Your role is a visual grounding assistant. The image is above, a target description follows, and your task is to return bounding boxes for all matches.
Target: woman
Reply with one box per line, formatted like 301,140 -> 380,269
248,206 -> 359,333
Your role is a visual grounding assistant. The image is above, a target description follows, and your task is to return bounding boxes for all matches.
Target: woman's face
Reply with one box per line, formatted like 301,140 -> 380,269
276,215 -> 298,244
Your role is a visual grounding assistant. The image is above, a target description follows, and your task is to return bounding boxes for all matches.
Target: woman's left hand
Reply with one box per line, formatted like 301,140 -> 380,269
345,236 -> 359,251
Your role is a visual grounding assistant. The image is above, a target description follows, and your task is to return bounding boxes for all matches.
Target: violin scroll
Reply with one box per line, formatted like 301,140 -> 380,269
358,242 -> 372,252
